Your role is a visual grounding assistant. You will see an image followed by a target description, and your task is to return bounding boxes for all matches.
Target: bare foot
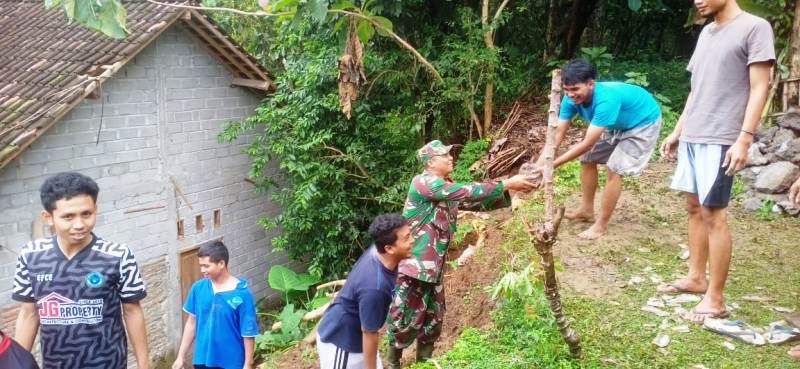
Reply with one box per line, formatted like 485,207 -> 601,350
683,298 -> 728,324
789,345 -> 800,360
656,278 -> 708,294
577,223 -> 606,239
565,209 -> 594,222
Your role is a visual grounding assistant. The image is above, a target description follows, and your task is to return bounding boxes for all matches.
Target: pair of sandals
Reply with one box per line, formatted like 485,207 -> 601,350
703,319 -> 800,346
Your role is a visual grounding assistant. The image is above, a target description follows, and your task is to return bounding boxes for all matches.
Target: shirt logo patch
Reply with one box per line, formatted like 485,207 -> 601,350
85,272 -> 104,288
37,292 -> 104,325
226,296 -> 243,309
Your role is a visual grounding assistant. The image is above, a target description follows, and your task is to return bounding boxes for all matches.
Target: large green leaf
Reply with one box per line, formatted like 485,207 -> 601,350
307,0 -> 328,24
268,265 -> 300,293
627,0 -> 641,12
356,19 -> 374,43
371,15 -> 393,37
294,273 -> 321,291
278,304 -> 304,332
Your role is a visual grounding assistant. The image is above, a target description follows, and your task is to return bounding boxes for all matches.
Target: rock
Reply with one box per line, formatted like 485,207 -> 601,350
738,167 -> 760,186
754,161 -> 800,193
776,198 -> 800,216
771,306 -> 796,313
747,143 -> 770,165
777,107 -> 800,132
756,125 -> 778,143
766,128 -> 798,153
741,197 -> 763,212
775,138 -> 800,162
723,341 -> 736,350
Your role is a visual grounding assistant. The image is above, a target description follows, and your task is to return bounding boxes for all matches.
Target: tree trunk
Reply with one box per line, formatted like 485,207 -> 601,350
482,0 -> 494,135
561,0 -> 599,59
543,0 -> 560,61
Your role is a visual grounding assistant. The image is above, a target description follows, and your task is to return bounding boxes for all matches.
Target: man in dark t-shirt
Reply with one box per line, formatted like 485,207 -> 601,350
0,329 -> 39,369
316,214 -> 412,369
12,172 -> 150,369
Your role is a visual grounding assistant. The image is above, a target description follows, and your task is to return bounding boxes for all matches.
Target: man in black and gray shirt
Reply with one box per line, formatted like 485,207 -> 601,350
12,172 -> 150,369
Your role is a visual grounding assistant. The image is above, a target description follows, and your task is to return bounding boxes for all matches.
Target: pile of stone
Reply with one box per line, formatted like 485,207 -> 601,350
739,107 -> 800,216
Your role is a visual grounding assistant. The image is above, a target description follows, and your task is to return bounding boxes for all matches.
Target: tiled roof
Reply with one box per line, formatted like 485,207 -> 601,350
0,0 -> 271,170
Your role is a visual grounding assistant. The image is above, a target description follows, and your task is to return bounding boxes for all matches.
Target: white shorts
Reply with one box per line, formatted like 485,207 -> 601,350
670,141 -> 734,208
317,334 -> 383,369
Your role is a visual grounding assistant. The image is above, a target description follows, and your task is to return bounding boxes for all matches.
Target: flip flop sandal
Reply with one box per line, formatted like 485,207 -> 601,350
683,308 -> 730,324
766,322 -> 800,344
703,318 -> 766,346
656,282 -> 704,295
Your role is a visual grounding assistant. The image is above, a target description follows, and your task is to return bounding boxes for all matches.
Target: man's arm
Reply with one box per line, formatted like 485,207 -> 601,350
722,61 -> 772,175
551,124 -> 605,168
14,302 -> 39,350
172,314 -> 196,369
789,176 -> 800,208
362,330 -> 380,369
242,336 -> 254,369
122,302 -> 150,369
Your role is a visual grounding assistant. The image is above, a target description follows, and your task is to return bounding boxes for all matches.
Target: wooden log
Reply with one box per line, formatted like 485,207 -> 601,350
524,69 -> 582,357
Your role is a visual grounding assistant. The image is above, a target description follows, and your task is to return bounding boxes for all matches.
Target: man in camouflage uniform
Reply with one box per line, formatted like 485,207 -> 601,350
386,140 -> 538,368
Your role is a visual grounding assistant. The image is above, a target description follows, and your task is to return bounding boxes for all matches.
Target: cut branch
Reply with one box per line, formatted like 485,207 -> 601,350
523,69 -> 582,357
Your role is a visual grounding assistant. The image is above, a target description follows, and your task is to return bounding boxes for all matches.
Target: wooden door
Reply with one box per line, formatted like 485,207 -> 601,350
179,246 -> 202,325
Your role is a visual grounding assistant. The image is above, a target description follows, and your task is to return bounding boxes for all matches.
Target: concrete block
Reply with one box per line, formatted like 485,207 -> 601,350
172,112 -> 193,122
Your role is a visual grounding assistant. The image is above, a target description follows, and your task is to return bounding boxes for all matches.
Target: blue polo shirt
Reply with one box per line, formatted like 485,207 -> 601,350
317,246 -> 397,353
184,277 -> 259,369
559,81 -> 661,131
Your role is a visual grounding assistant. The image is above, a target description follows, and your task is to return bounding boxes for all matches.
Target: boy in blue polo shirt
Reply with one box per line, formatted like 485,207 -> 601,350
535,58 -> 662,240
316,213 -> 412,369
172,241 -> 259,369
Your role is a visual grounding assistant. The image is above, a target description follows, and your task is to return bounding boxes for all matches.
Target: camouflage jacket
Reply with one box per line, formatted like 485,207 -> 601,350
398,171 -> 510,283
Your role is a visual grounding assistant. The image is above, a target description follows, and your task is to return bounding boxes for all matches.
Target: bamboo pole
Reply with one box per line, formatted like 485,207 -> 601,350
523,69 -> 582,357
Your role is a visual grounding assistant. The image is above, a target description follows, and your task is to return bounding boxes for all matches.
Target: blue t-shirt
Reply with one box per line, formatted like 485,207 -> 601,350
184,277 -> 260,369
317,246 -> 398,353
559,81 -> 661,131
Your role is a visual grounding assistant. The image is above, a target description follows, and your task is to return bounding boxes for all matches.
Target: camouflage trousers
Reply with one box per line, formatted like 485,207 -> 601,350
386,274 -> 446,349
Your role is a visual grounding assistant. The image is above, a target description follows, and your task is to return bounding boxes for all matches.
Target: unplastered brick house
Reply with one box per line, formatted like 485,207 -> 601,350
0,1 -> 289,365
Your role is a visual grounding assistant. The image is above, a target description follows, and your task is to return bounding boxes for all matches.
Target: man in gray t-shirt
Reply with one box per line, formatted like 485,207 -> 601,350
659,0 -> 774,323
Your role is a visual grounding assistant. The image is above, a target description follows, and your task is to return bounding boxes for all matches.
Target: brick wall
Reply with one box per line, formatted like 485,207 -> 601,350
0,25 -> 291,367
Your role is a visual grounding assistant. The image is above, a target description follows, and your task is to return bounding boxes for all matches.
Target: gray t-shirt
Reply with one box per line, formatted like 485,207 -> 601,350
682,12 -> 775,145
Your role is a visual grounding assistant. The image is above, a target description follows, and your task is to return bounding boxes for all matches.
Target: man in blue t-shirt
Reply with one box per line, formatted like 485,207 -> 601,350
535,59 -> 662,240
172,241 -> 259,369
316,213 -> 412,369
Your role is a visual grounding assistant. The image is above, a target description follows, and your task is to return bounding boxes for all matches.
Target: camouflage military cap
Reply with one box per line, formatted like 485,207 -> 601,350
417,140 -> 452,163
